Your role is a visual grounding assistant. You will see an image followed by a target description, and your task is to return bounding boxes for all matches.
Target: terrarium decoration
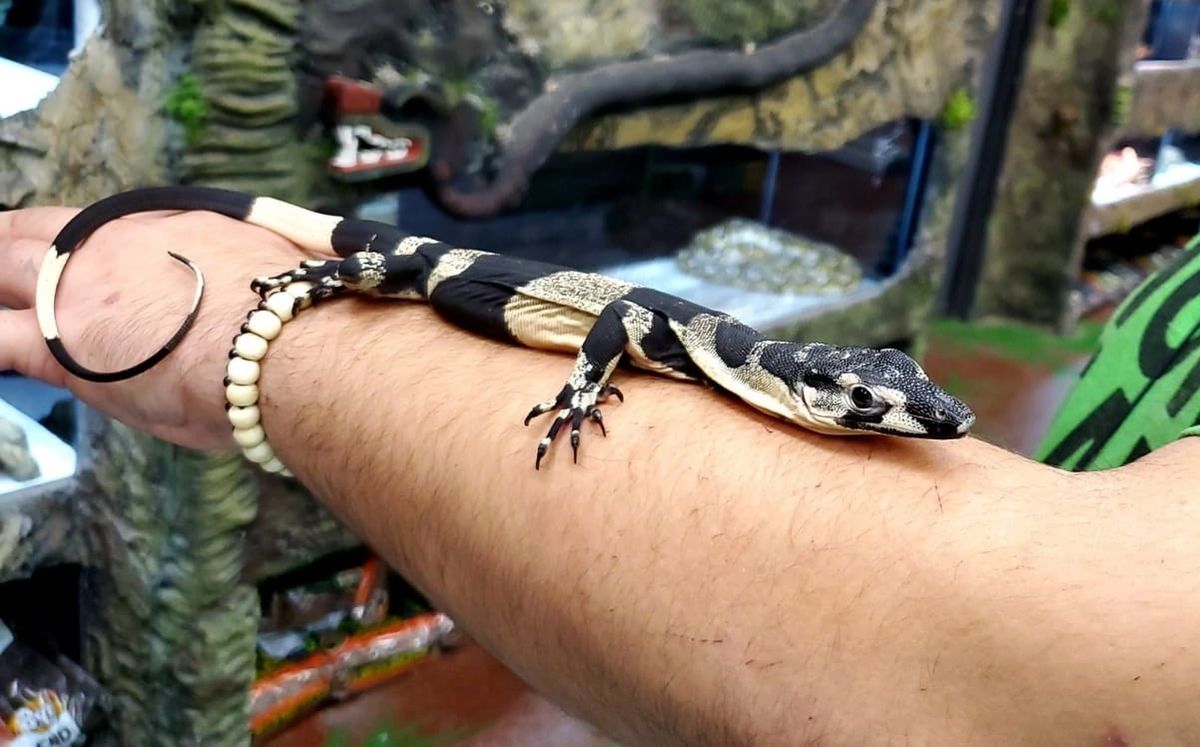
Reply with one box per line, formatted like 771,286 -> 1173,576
0,414 -> 38,482
677,219 -> 862,295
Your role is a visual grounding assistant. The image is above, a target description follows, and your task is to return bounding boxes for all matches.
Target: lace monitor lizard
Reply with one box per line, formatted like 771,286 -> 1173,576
35,187 -> 975,468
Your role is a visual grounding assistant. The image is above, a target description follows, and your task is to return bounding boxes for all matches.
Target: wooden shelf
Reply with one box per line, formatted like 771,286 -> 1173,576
1085,165 -> 1200,238
1121,59 -> 1200,139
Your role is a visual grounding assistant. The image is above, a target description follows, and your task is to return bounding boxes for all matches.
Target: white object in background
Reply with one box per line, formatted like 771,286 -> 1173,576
73,0 -> 100,54
0,398 -> 76,494
0,58 -> 59,117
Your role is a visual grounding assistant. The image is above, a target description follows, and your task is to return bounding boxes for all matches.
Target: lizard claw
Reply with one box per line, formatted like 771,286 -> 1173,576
251,259 -> 344,306
526,381 -> 621,468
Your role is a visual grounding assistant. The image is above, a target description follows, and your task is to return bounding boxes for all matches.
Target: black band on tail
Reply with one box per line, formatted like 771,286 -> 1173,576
44,252 -> 204,382
40,186 -> 232,382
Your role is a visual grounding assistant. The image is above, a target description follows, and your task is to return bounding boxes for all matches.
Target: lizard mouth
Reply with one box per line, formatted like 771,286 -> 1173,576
833,408 -> 974,439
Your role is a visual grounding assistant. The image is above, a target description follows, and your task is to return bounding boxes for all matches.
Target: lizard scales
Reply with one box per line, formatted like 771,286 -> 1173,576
36,186 -> 975,468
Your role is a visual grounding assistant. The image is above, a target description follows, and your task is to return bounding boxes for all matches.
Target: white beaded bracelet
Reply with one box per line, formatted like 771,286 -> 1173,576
224,281 -> 314,477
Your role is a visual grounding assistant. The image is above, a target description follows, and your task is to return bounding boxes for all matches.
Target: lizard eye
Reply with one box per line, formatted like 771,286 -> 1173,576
848,384 -> 878,413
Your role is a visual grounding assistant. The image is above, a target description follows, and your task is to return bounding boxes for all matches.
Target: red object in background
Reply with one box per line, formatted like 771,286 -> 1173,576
323,76 -> 384,116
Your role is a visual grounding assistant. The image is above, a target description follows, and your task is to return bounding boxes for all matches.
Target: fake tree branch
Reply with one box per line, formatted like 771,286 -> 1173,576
435,0 -> 878,218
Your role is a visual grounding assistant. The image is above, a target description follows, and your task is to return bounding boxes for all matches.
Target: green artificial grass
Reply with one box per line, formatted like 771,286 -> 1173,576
325,720 -> 471,747
928,318 -> 1104,369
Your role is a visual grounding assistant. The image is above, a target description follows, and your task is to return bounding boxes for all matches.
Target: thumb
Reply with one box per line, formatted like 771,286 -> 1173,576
0,309 -> 67,387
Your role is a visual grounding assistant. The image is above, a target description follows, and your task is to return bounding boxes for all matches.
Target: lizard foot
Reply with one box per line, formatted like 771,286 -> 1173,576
524,382 -> 622,469
251,259 -> 345,313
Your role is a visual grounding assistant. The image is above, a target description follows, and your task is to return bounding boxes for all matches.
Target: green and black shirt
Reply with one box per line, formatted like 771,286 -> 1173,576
1038,234 -> 1200,471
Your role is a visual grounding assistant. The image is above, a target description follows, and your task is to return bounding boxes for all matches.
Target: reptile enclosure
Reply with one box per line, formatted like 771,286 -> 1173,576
0,0 -> 1002,742
962,1 -> 1200,328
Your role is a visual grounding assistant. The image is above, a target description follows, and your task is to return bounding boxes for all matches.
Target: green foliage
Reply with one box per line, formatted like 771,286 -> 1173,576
164,73 -> 207,145
471,94 -> 500,136
446,79 -> 501,137
325,720 -> 470,747
1046,0 -> 1069,28
939,88 -> 977,132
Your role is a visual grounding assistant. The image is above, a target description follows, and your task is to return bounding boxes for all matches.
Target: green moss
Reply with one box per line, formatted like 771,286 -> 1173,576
939,88 -> 977,132
164,73 -> 207,145
1046,0 -> 1069,28
1110,81 -> 1132,126
470,93 -> 500,136
445,79 -> 500,137
302,137 -> 337,162
1090,0 -> 1121,28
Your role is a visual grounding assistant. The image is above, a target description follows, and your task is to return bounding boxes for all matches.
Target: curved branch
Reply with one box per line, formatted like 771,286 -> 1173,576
436,0 -> 878,218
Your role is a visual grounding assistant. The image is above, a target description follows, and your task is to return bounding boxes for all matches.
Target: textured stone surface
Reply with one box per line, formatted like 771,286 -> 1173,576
0,482 -> 79,583
0,36 -> 171,208
0,415 -> 38,482
668,0 -> 836,44
560,0 -> 998,154
83,420 -> 260,745
502,0 -> 836,68
1121,60 -> 1200,139
183,0 -> 310,200
502,0 -> 661,67
976,2 -> 1149,327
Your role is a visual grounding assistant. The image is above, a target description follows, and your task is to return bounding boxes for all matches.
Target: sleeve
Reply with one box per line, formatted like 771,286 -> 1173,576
1036,236 -> 1200,471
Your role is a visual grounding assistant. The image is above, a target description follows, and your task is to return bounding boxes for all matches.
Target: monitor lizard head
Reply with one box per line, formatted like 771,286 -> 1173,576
794,344 -> 974,439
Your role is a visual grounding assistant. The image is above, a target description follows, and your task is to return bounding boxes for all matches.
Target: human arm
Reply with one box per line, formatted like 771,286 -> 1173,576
263,301 -> 1200,745
3,206 -> 1200,745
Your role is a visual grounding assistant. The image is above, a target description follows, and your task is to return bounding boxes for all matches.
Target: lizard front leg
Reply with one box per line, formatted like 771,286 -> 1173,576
525,299 -> 656,469
251,258 -> 346,311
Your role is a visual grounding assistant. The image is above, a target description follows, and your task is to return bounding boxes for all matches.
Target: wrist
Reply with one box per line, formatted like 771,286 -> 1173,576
250,298 -> 421,486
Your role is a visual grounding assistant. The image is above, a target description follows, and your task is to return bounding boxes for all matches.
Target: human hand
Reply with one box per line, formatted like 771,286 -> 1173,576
0,206 -> 332,451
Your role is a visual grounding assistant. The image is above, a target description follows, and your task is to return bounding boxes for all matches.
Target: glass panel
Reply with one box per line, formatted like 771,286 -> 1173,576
0,0 -> 98,115
354,118 -> 931,331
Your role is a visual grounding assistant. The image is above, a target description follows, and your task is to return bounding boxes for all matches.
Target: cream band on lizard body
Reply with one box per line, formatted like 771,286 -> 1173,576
36,186 -> 975,474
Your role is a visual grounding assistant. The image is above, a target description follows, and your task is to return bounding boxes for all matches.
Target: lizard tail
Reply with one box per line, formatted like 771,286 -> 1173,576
35,186 -> 253,382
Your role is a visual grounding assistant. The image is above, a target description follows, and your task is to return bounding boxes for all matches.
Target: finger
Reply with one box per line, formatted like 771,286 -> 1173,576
0,238 -> 50,309
0,206 -> 79,242
0,309 -> 63,386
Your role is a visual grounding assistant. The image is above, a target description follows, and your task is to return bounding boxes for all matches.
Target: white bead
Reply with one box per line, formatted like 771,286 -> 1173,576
247,310 -> 282,340
286,281 -> 314,298
261,457 -> 286,474
243,441 -> 275,464
227,405 -> 260,429
234,333 -> 268,361
265,291 -> 296,322
232,424 -> 265,448
225,383 -> 258,408
226,357 -> 260,386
